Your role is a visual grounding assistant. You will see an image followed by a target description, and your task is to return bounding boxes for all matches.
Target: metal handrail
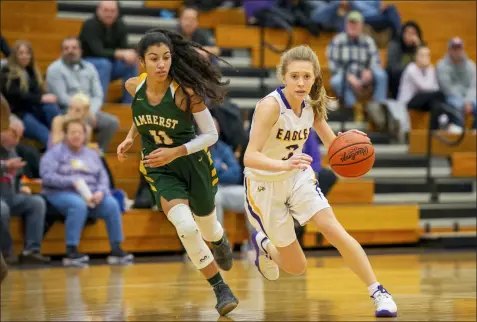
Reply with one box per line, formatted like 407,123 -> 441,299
426,104 -> 467,202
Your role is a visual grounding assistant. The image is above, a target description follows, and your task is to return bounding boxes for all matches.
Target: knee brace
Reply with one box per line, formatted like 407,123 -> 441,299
193,208 -> 224,243
168,204 -> 214,269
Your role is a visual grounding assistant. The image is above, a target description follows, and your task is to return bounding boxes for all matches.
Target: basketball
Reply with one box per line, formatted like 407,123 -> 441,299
327,132 -> 375,178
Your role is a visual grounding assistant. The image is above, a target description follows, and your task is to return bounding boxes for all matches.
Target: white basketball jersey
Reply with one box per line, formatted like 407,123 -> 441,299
244,87 -> 315,181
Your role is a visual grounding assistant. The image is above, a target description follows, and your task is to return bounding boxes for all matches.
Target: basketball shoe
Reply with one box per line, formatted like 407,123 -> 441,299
251,231 -> 279,281
372,285 -> 398,317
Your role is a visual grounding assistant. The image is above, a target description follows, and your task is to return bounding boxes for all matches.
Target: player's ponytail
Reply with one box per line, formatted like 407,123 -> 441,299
277,45 -> 334,121
137,28 -> 230,113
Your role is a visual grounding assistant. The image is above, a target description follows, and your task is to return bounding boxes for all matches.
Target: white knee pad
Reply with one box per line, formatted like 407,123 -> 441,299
168,204 -> 214,269
193,208 -> 224,243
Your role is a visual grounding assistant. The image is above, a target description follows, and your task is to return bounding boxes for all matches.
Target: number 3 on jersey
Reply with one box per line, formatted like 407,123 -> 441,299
282,144 -> 299,160
149,130 -> 174,145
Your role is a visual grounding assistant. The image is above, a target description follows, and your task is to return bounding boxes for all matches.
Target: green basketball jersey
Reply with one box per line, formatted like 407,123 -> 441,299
131,73 -> 196,155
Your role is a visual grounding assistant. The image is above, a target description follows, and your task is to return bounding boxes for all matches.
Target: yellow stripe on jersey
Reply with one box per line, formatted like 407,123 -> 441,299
212,177 -> 219,186
139,161 -> 147,176
136,73 -> 148,93
211,168 -> 217,177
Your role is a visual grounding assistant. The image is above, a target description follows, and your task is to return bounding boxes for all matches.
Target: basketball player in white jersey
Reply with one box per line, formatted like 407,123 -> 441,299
243,45 -> 398,317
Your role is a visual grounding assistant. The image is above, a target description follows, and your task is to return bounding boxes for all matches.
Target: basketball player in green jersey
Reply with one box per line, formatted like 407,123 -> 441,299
116,29 -> 238,316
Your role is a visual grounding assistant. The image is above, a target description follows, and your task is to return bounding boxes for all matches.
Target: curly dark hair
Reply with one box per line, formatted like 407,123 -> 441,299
137,28 -> 230,113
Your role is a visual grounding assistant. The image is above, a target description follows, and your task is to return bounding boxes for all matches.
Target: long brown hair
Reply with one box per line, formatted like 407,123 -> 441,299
6,40 -> 43,92
276,45 -> 334,121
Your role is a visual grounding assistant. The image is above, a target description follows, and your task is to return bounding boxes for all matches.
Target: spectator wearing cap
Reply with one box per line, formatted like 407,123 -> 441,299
78,0 -> 137,104
327,11 -> 388,128
437,37 -> 476,130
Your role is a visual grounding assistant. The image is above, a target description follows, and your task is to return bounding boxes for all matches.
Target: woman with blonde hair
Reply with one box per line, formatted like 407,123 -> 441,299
49,92 -> 94,148
1,40 -> 60,146
244,45 -> 398,317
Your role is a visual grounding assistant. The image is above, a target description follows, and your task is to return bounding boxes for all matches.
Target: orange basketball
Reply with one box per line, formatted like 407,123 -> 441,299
327,132 -> 375,178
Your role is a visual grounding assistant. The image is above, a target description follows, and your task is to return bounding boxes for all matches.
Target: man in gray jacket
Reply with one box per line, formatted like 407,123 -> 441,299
46,37 -> 119,152
0,115 -> 50,264
437,37 -> 476,130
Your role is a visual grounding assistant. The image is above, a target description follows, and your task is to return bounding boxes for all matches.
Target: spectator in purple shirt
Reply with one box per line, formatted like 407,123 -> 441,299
39,118 -> 133,267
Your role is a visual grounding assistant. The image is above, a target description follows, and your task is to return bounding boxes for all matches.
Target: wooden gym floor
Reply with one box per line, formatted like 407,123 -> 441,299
1,250 -> 475,321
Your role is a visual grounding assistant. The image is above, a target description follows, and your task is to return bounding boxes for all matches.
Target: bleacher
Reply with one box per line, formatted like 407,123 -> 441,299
2,0 -> 476,255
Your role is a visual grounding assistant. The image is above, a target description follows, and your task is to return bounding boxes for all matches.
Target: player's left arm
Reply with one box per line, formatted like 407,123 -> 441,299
313,118 -> 337,150
313,118 -> 370,150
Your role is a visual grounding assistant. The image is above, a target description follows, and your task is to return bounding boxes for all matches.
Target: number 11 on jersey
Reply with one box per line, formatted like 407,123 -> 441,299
149,130 -> 174,145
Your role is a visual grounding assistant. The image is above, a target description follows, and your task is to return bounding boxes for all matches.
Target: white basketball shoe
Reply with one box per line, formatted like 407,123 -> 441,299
372,285 -> 398,317
251,231 -> 279,281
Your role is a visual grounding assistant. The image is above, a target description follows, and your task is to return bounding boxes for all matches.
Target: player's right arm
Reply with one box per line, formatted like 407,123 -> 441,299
117,77 -> 140,161
244,97 -> 311,171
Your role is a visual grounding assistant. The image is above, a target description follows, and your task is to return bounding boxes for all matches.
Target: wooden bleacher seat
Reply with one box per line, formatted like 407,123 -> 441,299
24,175 -> 375,205
1,14 -> 82,37
0,1 -> 57,16
409,130 -> 477,156
451,152 -> 477,177
10,204 -> 419,255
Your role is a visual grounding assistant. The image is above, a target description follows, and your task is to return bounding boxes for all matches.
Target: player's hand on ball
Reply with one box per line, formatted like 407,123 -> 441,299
338,130 -> 370,142
143,147 -> 178,167
284,153 -> 312,171
117,138 -> 134,162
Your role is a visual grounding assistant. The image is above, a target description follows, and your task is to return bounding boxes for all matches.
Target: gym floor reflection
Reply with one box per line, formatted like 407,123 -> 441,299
1,251 -> 475,321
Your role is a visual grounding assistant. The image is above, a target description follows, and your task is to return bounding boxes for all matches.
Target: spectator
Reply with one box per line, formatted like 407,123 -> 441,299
277,0 -> 321,36
46,37 -> 119,152
79,0 -> 137,104
327,11 -> 387,128
49,93 -> 95,148
309,0 -> 347,32
40,118 -> 133,267
437,37 -> 476,130
0,115 -> 50,264
211,118 -> 246,224
352,0 -> 401,40
178,5 -> 221,61
1,40 -> 61,146
386,21 -> 423,99
398,45 -> 459,132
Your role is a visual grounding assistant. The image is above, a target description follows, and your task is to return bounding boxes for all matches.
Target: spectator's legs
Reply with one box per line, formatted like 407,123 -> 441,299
9,194 -> 46,253
21,113 -> 50,146
309,1 -> 342,31
93,111 -> 120,152
46,192 -> 88,248
0,200 -> 13,255
89,195 -> 124,248
330,73 -> 357,107
40,103 -> 61,127
371,68 -> 388,103
363,5 -> 401,36
446,96 -> 466,127
387,68 -> 404,99
84,57 -> 113,102
110,60 -> 138,104
218,185 -> 254,240
16,143 -> 41,179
